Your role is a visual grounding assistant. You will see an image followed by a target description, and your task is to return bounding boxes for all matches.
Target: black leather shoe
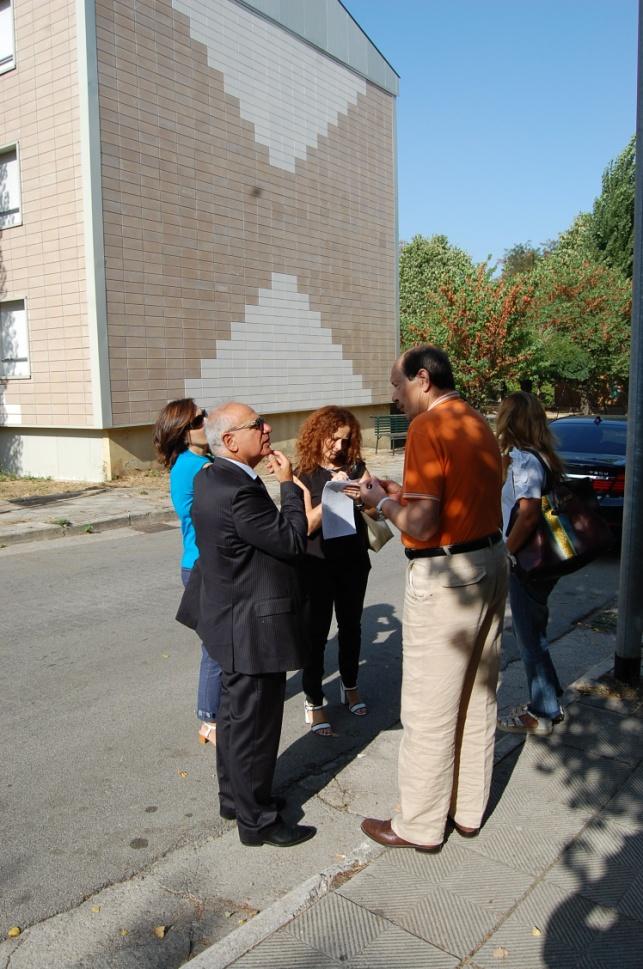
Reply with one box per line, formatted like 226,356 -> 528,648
220,796 -> 286,821
240,820 -> 316,847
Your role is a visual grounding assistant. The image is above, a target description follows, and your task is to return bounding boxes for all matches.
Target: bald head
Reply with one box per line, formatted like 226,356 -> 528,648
206,402 -> 272,467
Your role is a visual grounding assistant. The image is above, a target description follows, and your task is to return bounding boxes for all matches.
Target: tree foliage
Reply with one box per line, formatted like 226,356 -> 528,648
589,135 -> 635,278
404,265 -> 535,408
399,234 -> 475,345
500,242 -> 541,278
548,138 -> 635,278
398,137 -> 633,409
525,249 -> 631,409
551,211 -> 595,261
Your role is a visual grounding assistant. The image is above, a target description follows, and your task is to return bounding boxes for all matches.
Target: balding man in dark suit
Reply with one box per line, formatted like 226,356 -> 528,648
177,402 -> 315,847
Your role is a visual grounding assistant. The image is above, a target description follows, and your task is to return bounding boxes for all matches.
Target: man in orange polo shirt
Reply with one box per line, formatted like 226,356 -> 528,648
359,345 -> 507,851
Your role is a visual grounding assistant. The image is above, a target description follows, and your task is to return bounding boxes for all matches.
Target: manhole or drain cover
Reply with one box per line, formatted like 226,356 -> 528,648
131,521 -> 175,533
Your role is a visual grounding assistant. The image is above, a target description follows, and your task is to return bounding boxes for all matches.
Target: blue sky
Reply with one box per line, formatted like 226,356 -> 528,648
344,0 -> 638,265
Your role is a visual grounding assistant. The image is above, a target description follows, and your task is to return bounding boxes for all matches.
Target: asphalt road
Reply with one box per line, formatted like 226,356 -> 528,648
1,525 -> 620,934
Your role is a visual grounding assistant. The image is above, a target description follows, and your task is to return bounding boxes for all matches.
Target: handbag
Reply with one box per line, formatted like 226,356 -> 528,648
508,450 -> 614,580
361,509 -> 394,552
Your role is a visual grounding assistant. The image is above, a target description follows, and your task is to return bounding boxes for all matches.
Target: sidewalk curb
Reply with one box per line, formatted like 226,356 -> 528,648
186,842 -> 383,969
188,648 -> 617,969
0,508 -> 175,547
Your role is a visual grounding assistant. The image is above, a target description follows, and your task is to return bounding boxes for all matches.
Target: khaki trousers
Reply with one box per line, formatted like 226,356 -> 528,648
392,542 -> 508,845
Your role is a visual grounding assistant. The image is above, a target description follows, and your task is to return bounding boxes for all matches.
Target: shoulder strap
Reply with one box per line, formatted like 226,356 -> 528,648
523,448 -> 556,495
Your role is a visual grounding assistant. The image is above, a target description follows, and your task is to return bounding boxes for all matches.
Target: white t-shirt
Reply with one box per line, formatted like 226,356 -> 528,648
501,448 -> 547,536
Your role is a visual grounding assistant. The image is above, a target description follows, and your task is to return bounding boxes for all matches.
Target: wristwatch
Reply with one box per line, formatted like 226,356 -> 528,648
376,496 -> 393,516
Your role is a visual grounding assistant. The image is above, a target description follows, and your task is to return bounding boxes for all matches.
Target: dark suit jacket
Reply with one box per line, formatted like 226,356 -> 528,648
176,459 -> 308,674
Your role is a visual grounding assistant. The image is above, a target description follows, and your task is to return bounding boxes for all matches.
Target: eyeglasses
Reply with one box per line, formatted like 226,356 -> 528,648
187,409 -> 207,430
227,416 -> 266,433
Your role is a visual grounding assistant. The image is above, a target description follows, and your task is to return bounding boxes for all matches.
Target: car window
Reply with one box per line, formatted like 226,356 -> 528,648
551,422 -> 627,455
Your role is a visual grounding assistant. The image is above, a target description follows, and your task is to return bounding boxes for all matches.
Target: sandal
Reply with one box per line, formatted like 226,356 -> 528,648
198,721 -> 217,746
497,710 -> 553,736
304,700 -> 333,736
339,682 -> 367,716
509,702 -> 565,725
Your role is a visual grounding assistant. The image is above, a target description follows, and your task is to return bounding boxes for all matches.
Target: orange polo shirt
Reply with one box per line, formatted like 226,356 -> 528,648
401,396 -> 503,550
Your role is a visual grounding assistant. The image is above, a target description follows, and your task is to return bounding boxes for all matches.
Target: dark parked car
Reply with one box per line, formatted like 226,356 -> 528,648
549,415 -> 627,532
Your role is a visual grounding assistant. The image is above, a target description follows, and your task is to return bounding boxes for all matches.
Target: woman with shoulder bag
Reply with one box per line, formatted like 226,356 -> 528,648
495,392 -> 566,737
294,406 -> 373,736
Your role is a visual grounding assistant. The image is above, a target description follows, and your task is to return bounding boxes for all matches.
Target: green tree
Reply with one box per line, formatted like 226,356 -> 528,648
500,241 -> 541,278
589,135 -> 635,278
548,138 -> 635,278
399,234 -> 475,345
548,211 -> 594,260
404,265 -> 535,408
526,249 -> 631,410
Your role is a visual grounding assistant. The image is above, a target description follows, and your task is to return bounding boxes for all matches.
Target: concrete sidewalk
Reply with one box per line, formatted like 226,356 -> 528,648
192,661 -> 643,969
0,446 -> 405,547
0,595 -> 630,969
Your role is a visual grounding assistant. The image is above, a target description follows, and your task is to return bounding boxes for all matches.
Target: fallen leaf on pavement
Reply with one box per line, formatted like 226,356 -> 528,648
91,906 -> 101,913
178,770 -> 189,778
119,929 -> 128,937
153,925 -> 168,939
531,926 -> 542,937
7,927 -> 21,938
493,946 -> 509,959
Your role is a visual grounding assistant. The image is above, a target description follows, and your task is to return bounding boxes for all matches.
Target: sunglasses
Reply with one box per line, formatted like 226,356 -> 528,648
228,416 -> 266,433
188,409 -> 207,430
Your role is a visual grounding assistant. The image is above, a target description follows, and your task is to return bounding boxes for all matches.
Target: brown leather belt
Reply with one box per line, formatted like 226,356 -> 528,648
405,531 -> 502,559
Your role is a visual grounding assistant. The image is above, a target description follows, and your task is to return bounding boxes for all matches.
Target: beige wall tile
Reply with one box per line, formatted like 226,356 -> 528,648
0,0 -> 92,430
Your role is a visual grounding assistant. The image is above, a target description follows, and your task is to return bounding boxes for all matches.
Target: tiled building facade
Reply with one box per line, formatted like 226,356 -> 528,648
0,0 -> 398,481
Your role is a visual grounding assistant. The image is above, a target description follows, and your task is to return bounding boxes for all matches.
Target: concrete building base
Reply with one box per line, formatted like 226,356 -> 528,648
0,404 -> 392,481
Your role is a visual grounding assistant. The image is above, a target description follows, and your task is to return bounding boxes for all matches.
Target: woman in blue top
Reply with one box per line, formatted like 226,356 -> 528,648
495,392 -> 565,736
154,398 -> 222,747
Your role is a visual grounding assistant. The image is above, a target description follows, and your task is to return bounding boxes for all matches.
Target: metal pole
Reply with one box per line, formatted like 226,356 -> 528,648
615,0 -> 643,684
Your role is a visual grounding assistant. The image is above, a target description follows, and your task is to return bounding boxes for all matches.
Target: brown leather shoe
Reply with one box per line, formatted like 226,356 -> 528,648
360,817 -> 441,853
448,817 -> 479,838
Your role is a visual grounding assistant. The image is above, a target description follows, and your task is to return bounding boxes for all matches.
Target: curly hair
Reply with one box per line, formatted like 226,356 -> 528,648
295,406 -> 363,475
153,398 -> 200,469
496,392 -> 563,476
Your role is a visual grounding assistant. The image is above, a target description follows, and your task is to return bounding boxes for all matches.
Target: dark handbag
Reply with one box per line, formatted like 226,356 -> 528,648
508,450 -> 614,580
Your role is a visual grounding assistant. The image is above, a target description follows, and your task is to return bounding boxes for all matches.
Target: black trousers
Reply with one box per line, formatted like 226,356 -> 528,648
216,669 -> 286,844
301,556 -> 370,706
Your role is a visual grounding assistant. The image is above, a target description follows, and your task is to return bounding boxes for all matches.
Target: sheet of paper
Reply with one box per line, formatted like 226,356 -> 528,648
321,479 -> 357,539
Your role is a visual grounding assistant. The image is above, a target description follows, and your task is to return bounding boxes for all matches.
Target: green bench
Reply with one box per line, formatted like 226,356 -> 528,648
372,414 -> 409,453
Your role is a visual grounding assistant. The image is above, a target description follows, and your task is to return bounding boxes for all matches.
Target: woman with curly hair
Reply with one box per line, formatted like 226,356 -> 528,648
295,405 -> 372,736
495,392 -> 566,736
153,398 -> 221,748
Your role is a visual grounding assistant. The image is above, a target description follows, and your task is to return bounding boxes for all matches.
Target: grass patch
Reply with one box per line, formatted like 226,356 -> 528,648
0,472 -> 53,483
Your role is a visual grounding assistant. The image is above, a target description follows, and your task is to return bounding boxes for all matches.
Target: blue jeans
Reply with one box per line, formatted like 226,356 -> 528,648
181,567 -> 222,722
509,572 -> 563,720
